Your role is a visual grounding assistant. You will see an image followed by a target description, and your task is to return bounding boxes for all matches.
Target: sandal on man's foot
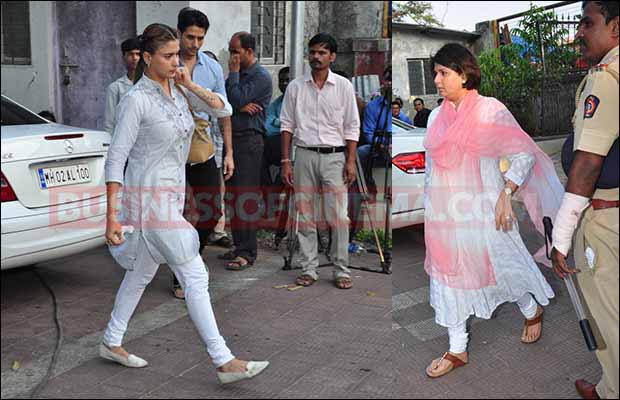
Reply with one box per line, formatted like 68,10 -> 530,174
226,256 -> 253,271
425,352 -> 468,378
218,250 -> 237,260
334,276 -> 353,290
295,275 -> 316,287
521,306 -> 544,344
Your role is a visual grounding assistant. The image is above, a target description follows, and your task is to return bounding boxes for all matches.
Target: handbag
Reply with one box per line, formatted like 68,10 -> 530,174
175,84 -> 215,163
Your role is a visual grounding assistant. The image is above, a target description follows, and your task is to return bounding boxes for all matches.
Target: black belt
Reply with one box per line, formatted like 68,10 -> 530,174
299,146 -> 346,154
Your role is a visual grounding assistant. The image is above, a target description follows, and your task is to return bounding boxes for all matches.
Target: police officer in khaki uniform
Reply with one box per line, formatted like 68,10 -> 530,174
551,2 -> 619,399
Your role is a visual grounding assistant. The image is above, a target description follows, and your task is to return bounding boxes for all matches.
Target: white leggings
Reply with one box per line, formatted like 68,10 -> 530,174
448,292 -> 539,354
103,242 -> 234,368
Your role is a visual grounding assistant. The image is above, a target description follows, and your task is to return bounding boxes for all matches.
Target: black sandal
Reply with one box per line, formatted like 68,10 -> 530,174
226,256 -> 253,271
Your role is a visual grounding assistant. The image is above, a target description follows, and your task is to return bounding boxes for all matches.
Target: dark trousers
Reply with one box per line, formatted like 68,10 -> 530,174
185,158 -> 222,248
260,134 -> 283,189
226,134 -> 264,263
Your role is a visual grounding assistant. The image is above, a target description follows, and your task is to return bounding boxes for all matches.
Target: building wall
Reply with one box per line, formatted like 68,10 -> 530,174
136,1 -> 189,34
393,28 -> 474,119
1,1 -> 388,119
1,1 -> 55,115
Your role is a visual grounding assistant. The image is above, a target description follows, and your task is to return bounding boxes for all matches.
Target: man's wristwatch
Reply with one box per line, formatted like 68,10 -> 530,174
504,187 -> 513,197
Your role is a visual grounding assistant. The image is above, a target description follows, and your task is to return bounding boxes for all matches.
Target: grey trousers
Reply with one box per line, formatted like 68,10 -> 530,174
294,148 -> 351,280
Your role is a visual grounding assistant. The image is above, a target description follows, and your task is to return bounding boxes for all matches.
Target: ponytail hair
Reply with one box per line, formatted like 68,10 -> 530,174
133,23 -> 178,84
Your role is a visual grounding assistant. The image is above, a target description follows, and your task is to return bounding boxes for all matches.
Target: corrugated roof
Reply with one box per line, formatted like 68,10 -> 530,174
393,22 -> 481,40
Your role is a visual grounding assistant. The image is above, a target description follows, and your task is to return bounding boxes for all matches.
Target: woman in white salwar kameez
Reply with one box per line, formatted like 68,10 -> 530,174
422,44 -> 565,378
102,23 -> 268,385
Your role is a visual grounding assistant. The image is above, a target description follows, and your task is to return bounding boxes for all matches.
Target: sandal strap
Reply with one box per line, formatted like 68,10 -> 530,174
525,312 -> 544,327
442,352 -> 466,368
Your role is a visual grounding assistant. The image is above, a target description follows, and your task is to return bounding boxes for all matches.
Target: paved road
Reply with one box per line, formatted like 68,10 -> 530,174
2,240 -> 394,399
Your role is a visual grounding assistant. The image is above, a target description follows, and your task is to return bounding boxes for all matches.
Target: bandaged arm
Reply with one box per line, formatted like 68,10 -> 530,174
551,192 -> 590,255
552,150 -> 606,255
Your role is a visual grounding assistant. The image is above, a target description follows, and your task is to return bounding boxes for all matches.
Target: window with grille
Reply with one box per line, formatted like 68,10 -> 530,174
251,1 -> 285,65
408,59 -> 437,96
1,1 -> 31,65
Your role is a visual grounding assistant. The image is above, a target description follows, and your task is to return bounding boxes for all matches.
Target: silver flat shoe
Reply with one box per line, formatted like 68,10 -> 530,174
99,343 -> 148,368
216,361 -> 269,384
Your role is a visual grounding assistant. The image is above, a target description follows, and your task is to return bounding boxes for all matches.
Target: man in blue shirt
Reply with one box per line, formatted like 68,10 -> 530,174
173,7 -> 233,299
224,32 -> 273,271
360,66 -> 392,182
392,100 -> 413,125
261,67 -> 289,241
262,66 -> 289,196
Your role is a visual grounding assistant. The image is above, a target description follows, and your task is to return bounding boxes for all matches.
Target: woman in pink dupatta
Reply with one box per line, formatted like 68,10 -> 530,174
422,44 -> 564,378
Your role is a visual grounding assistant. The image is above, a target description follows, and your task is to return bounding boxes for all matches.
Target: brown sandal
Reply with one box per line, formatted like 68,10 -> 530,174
226,256 -> 253,271
334,277 -> 353,290
296,275 -> 316,287
426,352 -> 468,378
521,306 -> 544,344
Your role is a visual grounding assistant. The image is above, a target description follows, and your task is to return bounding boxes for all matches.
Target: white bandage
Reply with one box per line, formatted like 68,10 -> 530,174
552,192 -> 591,255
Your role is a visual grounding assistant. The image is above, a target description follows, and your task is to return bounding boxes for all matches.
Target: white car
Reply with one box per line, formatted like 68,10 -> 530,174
391,118 -> 426,229
1,95 -> 110,270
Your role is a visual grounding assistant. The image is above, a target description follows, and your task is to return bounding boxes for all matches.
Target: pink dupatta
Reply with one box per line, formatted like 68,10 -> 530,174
423,90 -> 564,290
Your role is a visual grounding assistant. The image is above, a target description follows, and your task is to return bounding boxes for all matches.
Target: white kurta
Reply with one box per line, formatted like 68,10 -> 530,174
424,109 -> 555,328
104,74 -> 232,270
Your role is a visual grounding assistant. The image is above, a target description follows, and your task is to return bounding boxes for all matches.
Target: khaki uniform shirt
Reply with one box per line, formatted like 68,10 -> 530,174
573,46 -> 619,201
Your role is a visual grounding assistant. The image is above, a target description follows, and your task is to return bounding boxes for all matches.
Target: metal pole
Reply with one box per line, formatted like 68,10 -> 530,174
291,1 -> 305,80
536,20 -> 546,135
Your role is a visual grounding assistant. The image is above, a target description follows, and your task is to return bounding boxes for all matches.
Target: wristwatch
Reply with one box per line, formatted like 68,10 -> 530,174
504,187 -> 513,197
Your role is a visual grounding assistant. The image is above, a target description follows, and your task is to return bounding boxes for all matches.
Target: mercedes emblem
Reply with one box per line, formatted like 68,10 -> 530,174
64,139 -> 74,154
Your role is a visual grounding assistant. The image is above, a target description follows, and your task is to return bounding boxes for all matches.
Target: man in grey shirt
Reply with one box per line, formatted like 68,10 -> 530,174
223,32 -> 272,270
103,37 -> 140,134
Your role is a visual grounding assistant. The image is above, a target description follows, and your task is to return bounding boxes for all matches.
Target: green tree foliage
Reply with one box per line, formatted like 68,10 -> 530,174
393,1 -> 443,26
479,5 -> 580,134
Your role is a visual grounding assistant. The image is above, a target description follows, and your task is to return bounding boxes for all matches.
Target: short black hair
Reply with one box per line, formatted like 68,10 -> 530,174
121,37 -> 141,54
233,32 -> 256,52
431,43 -> 481,91
177,7 -> 210,33
309,33 -> 338,53
583,1 -> 619,24
391,101 -> 401,108
278,66 -> 290,76
413,97 -> 424,105
394,97 -> 404,107
38,110 -> 56,122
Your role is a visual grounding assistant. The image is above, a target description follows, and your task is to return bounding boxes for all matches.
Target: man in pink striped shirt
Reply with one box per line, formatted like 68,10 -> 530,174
280,33 -> 361,290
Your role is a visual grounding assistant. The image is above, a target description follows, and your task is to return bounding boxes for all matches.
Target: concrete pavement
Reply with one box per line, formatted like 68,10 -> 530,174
391,219 -> 603,399
2,240 -> 393,399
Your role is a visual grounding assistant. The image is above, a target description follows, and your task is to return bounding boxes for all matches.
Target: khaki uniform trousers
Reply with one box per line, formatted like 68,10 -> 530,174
574,188 -> 619,399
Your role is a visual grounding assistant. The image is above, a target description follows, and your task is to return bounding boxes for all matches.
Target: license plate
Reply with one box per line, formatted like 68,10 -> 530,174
37,164 -> 91,189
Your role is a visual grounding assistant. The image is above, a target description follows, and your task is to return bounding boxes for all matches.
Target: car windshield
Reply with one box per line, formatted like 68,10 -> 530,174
1,97 -> 48,126
393,119 -> 413,134
393,118 -> 427,136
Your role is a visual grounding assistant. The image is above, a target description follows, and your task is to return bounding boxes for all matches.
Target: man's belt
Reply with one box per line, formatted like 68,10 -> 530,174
299,146 -> 346,154
592,199 -> 620,210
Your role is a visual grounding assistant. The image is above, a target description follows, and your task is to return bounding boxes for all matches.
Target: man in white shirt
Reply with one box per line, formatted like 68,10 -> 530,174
103,37 -> 140,134
280,33 -> 360,290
